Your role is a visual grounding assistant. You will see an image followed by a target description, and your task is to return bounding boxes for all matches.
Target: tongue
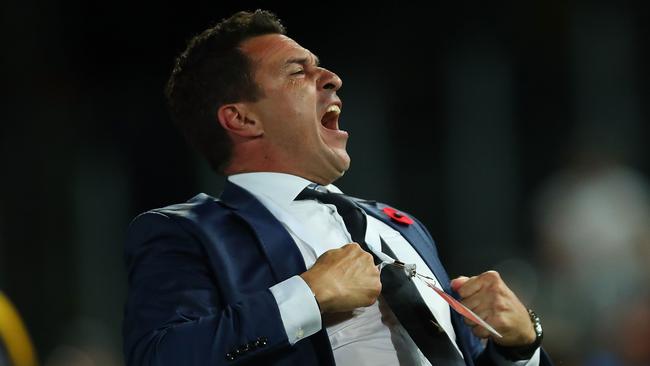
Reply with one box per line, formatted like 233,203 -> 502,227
321,112 -> 338,130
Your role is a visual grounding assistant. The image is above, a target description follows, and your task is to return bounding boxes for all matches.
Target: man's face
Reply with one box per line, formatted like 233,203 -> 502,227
240,34 -> 349,184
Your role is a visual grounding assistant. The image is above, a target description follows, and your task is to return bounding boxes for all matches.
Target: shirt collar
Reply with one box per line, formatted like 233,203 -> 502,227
227,172 -> 343,209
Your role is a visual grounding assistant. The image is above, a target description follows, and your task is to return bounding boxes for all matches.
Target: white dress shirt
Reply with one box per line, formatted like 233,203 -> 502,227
228,173 -> 539,366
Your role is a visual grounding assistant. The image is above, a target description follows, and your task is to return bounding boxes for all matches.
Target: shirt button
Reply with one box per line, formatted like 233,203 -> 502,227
296,328 -> 304,339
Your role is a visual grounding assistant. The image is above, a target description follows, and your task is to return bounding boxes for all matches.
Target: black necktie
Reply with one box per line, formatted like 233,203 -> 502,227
295,185 -> 373,257
296,185 -> 466,366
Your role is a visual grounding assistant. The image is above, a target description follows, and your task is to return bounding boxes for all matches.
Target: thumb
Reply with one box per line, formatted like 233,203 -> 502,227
450,276 -> 470,292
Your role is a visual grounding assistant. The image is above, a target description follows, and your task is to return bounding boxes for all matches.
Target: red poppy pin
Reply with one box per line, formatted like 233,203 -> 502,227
382,207 -> 414,225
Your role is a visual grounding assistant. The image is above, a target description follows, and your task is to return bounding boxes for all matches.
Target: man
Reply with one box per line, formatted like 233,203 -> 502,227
123,10 -> 552,366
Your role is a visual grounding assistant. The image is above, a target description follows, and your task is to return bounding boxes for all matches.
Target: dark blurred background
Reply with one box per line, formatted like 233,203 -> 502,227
1,1 -> 649,365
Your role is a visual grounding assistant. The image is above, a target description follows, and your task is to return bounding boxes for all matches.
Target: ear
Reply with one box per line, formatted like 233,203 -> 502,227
217,103 -> 264,138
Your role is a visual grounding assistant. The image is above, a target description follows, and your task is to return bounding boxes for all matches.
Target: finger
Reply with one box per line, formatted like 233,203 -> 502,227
463,317 -> 477,327
360,251 -> 376,267
464,306 -> 492,325
454,275 -> 483,298
460,294 -> 483,311
458,270 -> 506,298
478,270 -> 505,290
471,324 -> 491,339
465,296 -> 499,322
366,261 -> 381,276
468,311 -> 493,338
450,276 -> 470,292
343,242 -> 362,251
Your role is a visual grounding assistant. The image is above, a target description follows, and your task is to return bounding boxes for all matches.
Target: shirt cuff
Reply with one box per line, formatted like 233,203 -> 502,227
489,344 -> 540,366
269,275 -> 322,345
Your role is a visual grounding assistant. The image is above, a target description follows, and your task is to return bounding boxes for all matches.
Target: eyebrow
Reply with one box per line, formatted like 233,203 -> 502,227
283,54 -> 320,68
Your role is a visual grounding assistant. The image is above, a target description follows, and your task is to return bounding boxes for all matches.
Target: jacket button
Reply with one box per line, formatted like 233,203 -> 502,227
238,344 -> 250,353
255,336 -> 268,347
225,353 -> 235,361
248,341 -> 257,350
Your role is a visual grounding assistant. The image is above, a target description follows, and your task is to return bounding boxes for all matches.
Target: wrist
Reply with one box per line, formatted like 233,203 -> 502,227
493,309 -> 543,361
300,272 -> 330,314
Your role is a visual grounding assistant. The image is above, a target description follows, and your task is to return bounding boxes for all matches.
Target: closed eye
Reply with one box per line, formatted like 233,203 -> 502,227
291,69 -> 305,75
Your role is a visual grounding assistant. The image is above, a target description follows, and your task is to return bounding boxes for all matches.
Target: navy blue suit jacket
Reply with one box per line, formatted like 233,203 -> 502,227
123,181 -> 552,365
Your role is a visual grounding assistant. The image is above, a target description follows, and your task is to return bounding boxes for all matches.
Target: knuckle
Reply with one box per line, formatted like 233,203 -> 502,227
483,270 -> 501,281
366,289 -> 381,306
317,251 -> 331,262
476,329 -> 488,338
493,299 -> 507,311
375,281 -> 383,294
343,243 -> 356,251
491,315 -> 506,328
465,299 -> 478,310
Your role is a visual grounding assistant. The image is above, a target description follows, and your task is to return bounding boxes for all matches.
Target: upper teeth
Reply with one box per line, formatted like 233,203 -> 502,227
326,105 -> 341,114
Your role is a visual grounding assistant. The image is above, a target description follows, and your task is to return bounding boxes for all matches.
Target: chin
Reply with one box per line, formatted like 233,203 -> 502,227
329,156 -> 351,182
328,148 -> 350,171
312,161 -> 349,186
310,146 -> 350,184
338,160 -> 350,176
337,152 -> 351,172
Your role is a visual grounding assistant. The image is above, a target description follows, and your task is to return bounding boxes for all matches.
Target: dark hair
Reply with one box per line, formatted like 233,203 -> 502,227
165,10 -> 286,173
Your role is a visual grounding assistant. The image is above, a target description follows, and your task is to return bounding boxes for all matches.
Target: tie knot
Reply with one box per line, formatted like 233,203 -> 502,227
295,184 -> 368,246
295,184 -> 330,201
295,185 -> 356,214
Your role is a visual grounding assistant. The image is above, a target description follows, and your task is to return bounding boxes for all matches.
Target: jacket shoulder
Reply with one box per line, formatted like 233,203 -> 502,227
125,193 -> 234,245
131,193 -> 225,224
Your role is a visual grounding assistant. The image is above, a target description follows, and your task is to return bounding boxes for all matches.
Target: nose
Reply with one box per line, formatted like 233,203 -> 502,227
318,67 -> 342,91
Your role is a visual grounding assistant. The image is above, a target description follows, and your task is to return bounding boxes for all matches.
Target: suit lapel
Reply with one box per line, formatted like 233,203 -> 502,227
217,183 -> 335,365
219,181 -> 307,282
452,313 -> 476,366
357,200 -> 452,292
358,200 -> 474,365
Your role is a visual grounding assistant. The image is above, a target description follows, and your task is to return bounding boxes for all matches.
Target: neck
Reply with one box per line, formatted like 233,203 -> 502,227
224,142 -> 342,185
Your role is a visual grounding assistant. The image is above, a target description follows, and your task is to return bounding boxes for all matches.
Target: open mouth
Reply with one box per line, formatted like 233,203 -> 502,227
321,105 -> 341,130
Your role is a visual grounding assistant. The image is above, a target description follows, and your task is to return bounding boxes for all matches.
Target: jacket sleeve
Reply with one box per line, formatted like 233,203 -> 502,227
123,211 -> 290,366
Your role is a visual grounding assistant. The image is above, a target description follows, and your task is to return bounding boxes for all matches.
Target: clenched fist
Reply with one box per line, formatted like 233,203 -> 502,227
451,271 -> 536,347
300,243 -> 382,314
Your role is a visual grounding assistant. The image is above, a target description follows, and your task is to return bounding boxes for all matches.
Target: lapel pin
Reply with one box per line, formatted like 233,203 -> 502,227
382,207 -> 414,225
